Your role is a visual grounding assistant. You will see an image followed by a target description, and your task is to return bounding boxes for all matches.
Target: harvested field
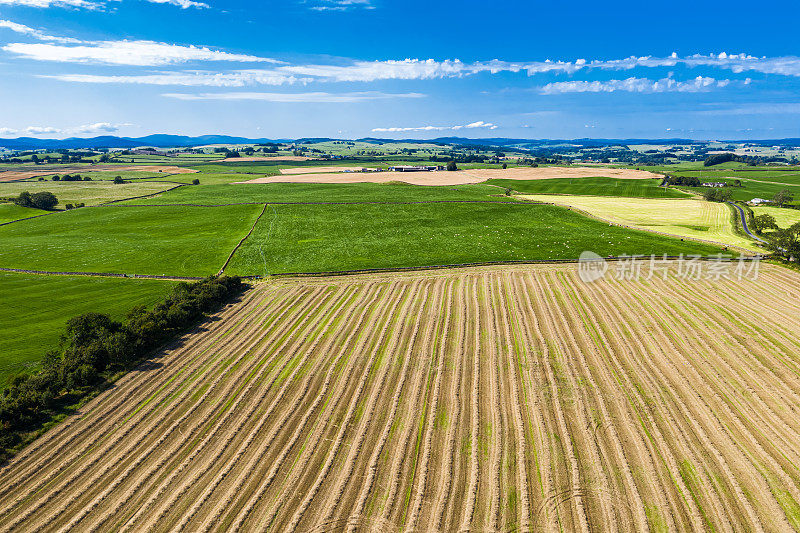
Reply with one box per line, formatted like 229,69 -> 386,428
235,166 -> 662,186
3,264 -> 800,531
0,165 -> 198,182
519,194 -> 762,253
280,166 -> 372,174
462,166 -> 663,181
235,171 -> 486,186
212,156 -> 317,163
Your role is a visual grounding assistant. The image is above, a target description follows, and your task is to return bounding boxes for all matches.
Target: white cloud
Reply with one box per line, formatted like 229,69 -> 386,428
162,91 -> 426,102
3,40 -> 280,66
0,122 -> 131,136
372,120 -> 498,132
24,126 -> 61,134
308,0 -> 373,11
145,0 -> 208,8
539,76 -> 731,94
0,19 -> 81,42
277,58 -> 579,82
696,103 -> 800,115
0,0 -> 101,8
43,69 -> 308,86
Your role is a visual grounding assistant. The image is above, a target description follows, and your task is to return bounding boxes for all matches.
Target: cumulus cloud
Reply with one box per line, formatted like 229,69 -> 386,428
539,76 -> 731,94
0,19 -> 81,43
162,91 -> 426,102
3,40 -> 280,66
372,121 -> 498,132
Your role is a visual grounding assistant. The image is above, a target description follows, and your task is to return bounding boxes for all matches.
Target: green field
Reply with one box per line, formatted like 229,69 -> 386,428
0,203 -> 43,224
487,177 -> 690,198
751,206 -> 800,229
224,202 -> 722,275
0,180 -> 179,207
0,273 -> 175,384
125,182 -> 504,205
0,204 -> 262,276
674,180 -> 800,204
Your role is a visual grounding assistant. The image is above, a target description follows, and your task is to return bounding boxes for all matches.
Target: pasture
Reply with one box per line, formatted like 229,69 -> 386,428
519,195 -> 761,252
487,177 -> 689,198
0,273 -> 175,384
0,205 -> 263,276
2,265 -> 800,531
224,202 -> 721,275
124,182 -> 504,205
0,204 -> 41,224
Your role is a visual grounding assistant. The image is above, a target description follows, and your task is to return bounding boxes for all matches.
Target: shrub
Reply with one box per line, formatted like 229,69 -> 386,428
113,176 -> 124,184
446,161 -> 458,172
51,175 -> 60,181
192,178 -> 200,185
65,204 -> 74,210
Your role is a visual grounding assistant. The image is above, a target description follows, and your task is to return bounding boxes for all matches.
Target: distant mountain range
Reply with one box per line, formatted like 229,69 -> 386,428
2,135 -> 799,151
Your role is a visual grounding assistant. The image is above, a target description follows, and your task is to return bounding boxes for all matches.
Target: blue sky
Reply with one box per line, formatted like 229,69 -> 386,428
1,0 -> 800,140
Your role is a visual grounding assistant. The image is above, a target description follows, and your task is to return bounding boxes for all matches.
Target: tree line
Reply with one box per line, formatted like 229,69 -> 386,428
0,276 -> 245,461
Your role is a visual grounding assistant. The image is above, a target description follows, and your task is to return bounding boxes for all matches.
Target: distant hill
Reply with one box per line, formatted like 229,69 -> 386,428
2,134 -> 798,151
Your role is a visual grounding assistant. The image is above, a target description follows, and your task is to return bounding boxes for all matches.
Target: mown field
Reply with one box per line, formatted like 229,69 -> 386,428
0,181 -> 178,207
520,195 -> 760,252
224,202 -> 722,275
752,206 -> 800,228
2,265 -> 799,531
0,273 -> 175,384
487,177 -> 689,198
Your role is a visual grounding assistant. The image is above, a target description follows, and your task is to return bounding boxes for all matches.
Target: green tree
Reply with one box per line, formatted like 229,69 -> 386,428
446,161 -> 458,171
752,213 -> 778,234
192,178 -> 200,185
113,176 -> 124,184
773,188 -> 794,207
30,191 -> 58,210
766,222 -> 800,262
14,191 -> 33,207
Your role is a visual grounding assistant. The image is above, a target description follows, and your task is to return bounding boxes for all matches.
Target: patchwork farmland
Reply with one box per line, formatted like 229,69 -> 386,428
3,265 -> 800,531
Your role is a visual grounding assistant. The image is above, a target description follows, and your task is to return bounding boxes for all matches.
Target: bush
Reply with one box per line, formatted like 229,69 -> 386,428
446,161 -> 458,171
192,178 -> 200,185
13,191 -> 58,210
51,175 -> 60,181
83,176 -> 92,181
65,204 -> 74,210
113,176 -> 124,184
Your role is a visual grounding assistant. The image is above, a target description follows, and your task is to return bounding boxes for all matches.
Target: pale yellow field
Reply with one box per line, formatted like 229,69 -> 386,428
519,195 -> 762,252
752,206 -> 800,229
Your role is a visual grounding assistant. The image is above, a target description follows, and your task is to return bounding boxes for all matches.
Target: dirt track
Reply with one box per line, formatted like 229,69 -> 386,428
0,165 -> 198,182
2,264 -> 800,531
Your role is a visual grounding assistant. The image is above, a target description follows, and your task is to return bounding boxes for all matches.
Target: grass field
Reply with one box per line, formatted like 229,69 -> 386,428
0,180 -> 178,207
125,182 -> 504,205
224,202 -> 721,275
487,177 -> 689,198
520,195 -> 761,252
0,205 -> 262,276
752,206 -> 800,228
0,203 -> 42,224
3,265 -> 800,531
0,273 -> 175,385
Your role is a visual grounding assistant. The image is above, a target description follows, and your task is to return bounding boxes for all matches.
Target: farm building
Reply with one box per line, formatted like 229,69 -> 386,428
702,182 -> 727,188
748,198 -> 770,205
388,165 -> 445,172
